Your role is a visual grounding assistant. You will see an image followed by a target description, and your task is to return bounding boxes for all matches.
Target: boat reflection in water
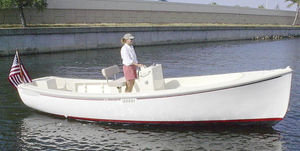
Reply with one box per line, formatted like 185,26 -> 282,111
17,114 -> 283,150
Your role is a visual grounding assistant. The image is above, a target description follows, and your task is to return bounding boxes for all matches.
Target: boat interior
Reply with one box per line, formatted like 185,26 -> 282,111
29,64 -> 288,94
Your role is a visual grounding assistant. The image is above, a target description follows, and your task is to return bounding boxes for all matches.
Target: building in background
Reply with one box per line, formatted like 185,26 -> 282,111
0,0 -> 298,25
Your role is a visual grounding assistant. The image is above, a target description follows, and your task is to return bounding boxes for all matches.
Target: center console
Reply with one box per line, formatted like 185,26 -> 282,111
135,64 -> 165,92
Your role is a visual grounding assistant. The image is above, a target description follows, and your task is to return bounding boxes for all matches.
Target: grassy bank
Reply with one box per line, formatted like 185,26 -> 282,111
1,23 -> 300,29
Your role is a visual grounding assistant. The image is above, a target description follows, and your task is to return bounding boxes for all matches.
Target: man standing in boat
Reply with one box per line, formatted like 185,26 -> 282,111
121,33 -> 144,92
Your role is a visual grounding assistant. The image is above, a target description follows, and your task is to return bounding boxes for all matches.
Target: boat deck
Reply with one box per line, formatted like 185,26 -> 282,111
27,67 -> 291,96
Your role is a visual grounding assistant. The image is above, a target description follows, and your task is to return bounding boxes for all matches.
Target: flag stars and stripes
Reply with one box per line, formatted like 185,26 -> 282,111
8,51 -> 32,89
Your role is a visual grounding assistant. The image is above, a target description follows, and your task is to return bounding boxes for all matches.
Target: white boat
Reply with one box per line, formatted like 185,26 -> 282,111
17,64 -> 292,126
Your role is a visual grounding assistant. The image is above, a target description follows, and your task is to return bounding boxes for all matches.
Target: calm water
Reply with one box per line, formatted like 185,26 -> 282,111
1,38 -> 300,150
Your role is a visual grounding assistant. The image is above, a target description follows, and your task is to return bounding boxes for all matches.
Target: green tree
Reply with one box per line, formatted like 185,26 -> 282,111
285,0 -> 300,25
211,2 -> 217,5
0,0 -> 47,27
258,5 -> 265,9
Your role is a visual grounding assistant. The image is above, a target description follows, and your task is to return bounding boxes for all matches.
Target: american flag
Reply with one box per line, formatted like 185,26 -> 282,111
8,51 -> 32,89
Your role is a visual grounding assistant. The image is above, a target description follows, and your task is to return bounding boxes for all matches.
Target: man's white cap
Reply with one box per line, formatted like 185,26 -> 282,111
123,33 -> 135,40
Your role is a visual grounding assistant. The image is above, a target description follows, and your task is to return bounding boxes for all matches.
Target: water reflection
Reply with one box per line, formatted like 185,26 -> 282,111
18,114 -> 282,151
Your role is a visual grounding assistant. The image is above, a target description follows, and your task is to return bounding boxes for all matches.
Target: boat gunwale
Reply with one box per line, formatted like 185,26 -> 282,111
18,68 -> 292,101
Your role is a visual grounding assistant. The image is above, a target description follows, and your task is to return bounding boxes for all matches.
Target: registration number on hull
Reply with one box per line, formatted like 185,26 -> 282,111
121,98 -> 137,103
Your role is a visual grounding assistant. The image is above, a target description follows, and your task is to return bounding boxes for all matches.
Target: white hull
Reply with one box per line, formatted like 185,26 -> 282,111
17,67 -> 292,125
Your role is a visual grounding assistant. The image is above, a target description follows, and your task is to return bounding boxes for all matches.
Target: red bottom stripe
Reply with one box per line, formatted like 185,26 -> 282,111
53,114 -> 282,125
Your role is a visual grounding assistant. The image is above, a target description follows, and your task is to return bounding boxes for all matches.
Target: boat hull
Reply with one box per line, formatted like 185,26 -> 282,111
17,72 -> 292,126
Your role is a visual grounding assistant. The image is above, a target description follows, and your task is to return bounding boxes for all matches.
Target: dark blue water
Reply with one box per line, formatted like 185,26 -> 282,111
0,38 -> 300,150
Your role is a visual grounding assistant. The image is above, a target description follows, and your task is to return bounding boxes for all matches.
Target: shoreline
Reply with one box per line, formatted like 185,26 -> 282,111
1,23 -> 300,29
1,25 -> 300,56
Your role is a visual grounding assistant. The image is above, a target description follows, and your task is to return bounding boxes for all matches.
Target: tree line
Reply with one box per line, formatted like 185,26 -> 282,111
0,0 -> 47,27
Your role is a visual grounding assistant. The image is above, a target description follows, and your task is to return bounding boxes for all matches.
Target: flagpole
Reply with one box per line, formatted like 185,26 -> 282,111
16,49 -> 24,82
